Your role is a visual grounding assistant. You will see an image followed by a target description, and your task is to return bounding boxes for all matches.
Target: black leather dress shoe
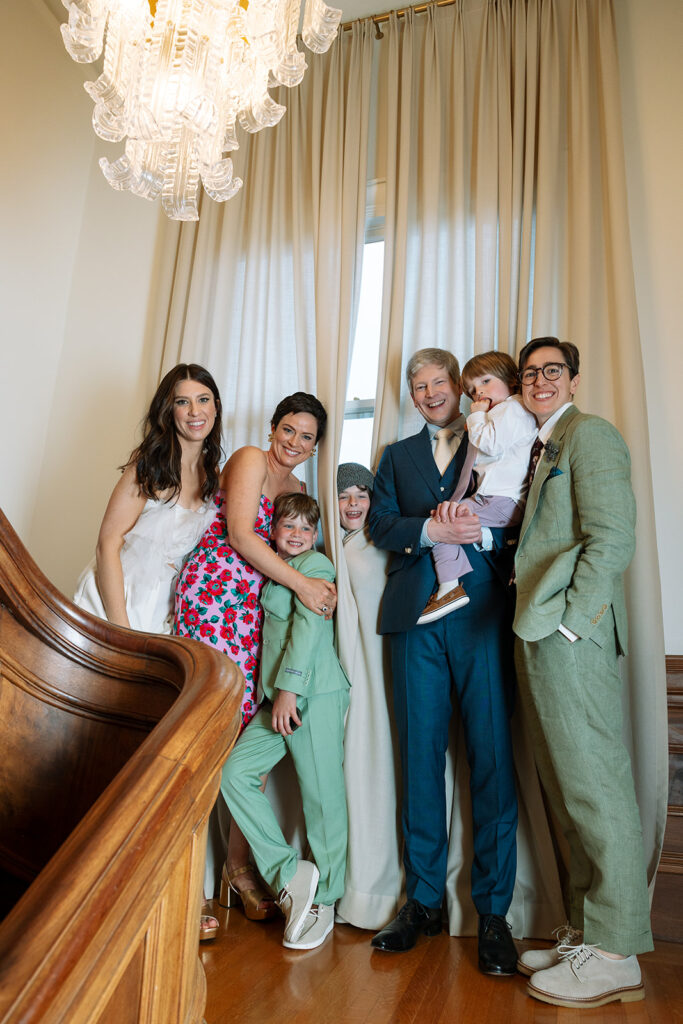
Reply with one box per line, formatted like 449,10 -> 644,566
371,899 -> 442,952
478,914 -> 517,975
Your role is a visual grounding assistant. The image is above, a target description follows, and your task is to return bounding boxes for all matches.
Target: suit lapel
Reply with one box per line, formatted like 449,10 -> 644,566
404,424 -> 468,505
520,405 -> 579,545
404,426 -> 441,501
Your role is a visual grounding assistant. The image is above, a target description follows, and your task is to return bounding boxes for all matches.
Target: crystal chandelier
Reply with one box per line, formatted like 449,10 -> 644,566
60,0 -> 342,220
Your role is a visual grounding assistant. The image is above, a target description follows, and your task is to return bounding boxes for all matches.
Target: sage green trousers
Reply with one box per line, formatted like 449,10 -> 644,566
221,689 -> 349,906
514,620 -> 653,955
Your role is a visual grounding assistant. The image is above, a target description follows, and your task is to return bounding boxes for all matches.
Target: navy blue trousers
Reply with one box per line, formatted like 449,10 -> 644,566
390,577 -> 518,913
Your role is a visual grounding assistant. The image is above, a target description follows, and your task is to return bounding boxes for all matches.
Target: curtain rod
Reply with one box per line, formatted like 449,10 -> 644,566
342,0 -> 457,32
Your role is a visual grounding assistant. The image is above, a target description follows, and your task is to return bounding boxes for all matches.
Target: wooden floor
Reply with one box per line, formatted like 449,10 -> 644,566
201,901 -> 683,1024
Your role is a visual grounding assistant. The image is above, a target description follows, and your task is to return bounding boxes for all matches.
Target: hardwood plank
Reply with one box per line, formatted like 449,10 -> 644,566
202,904 -> 683,1024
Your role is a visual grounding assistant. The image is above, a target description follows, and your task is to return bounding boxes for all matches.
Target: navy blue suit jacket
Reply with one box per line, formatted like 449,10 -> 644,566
369,425 -> 516,635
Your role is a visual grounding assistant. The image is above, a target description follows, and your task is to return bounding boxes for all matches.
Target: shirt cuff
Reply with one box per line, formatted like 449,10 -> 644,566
474,527 -> 493,551
558,623 -> 580,643
420,519 -> 435,548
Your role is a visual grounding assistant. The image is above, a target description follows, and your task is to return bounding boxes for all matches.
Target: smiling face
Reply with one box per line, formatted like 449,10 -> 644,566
410,363 -> 462,426
270,412 -> 318,468
172,378 -> 218,444
338,485 -> 371,532
271,514 -> 318,559
465,372 -> 512,409
520,344 -> 580,426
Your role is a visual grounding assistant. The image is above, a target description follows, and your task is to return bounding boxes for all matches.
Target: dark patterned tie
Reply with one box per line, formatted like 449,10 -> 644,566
511,436 -> 545,586
525,436 -> 544,493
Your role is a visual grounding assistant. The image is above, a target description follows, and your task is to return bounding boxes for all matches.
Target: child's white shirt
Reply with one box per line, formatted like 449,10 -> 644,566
466,394 -> 538,502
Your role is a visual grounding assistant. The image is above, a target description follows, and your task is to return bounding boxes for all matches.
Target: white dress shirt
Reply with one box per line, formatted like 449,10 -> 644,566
467,394 -> 538,501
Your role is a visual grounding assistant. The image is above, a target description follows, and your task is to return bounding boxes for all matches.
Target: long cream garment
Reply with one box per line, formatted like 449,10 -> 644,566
336,526 -> 405,930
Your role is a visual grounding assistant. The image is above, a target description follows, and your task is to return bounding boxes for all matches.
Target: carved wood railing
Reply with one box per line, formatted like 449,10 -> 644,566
0,508 -> 244,1023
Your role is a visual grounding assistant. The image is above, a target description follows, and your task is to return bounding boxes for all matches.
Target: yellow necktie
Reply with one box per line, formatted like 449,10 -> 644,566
434,427 -> 455,475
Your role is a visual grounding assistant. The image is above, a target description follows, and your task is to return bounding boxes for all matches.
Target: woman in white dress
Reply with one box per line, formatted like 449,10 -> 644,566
74,362 -> 222,939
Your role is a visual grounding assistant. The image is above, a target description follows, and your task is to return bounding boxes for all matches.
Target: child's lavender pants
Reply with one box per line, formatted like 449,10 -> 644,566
432,494 -> 522,583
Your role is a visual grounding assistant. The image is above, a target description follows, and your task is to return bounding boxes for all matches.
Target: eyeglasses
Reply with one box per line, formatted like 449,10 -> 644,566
519,362 -> 572,386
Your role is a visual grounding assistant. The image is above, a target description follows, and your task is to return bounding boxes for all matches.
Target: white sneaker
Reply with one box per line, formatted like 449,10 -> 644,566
283,903 -> 334,950
517,923 -> 583,976
527,944 -> 644,1008
277,861 -> 320,945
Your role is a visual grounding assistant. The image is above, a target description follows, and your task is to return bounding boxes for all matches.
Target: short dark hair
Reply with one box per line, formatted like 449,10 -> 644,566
271,492 -> 320,530
271,392 -> 327,441
461,351 -> 519,396
518,337 -> 580,378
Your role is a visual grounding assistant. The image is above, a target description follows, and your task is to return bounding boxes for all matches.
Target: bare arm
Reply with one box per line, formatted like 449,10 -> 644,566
94,464 -> 147,627
222,448 -> 336,614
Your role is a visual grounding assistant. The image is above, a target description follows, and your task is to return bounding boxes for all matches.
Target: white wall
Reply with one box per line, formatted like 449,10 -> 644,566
0,0 -> 164,594
1,0 -> 681,652
0,0 -> 94,532
615,0 -> 683,654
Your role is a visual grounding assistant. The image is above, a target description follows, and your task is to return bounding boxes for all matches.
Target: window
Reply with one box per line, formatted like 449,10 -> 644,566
339,239 -> 384,467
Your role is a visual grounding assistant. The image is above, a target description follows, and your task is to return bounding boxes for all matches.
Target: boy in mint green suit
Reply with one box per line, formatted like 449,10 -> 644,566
221,493 -> 349,951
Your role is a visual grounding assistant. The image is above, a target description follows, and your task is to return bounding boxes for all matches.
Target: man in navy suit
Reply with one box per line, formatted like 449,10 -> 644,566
369,348 -> 518,974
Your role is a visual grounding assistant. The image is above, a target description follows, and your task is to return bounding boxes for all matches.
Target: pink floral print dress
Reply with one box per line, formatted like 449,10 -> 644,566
174,491 -> 273,730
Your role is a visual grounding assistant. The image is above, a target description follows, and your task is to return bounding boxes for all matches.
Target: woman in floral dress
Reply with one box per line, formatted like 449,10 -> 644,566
175,492 -> 269,728
175,392 -> 334,919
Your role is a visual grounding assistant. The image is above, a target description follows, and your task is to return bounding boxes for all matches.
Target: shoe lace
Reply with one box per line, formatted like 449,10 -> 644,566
552,922 -> 583,947
277,885 -> 292,911
558,943 -> 599,982
480,914 -> 510,940
397,899 -> 427,922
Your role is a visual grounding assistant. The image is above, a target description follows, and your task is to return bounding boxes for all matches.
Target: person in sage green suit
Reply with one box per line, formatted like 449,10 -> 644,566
221,492 -> 349,952
513,338 -> 652,1010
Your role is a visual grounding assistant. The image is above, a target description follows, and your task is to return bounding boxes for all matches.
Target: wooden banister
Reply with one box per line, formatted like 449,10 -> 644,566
0,507 -> 244,1023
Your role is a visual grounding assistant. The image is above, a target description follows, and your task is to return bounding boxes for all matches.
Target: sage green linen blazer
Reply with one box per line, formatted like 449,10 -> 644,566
259,549 -> 350,702
513,405 -> 636,652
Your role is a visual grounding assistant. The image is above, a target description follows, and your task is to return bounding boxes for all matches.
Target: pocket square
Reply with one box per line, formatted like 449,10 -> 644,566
548,466 -> 563,478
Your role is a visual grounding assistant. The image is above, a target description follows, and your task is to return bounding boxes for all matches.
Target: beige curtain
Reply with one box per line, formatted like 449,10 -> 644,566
153,21 -> 374,492
149,21 -> 374,895
369,0 -> 667,935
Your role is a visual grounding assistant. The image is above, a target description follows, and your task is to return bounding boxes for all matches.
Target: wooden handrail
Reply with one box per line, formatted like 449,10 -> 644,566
0,507 -> 244,1023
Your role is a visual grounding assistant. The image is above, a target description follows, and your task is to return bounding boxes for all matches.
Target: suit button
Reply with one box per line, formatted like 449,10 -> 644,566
440,487 -> 445,491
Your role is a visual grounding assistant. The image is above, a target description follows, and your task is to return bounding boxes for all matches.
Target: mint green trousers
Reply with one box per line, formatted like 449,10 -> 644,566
514,622 -> 653,955
221,689 -> 349,906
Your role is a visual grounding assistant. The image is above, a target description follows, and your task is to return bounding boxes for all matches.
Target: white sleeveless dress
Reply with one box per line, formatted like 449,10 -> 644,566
74,498 -> 215,634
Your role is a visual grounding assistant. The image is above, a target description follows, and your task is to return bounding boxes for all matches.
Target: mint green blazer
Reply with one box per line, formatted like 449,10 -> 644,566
259,549 -> 350,702
513,405 -> 635,652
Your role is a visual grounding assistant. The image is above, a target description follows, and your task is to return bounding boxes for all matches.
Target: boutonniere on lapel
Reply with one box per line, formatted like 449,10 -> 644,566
543,440 -> 560,462
543,440 -> 562,477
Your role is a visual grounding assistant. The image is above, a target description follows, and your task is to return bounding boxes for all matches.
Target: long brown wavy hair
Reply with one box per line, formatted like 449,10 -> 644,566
123,364 -> 223,502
